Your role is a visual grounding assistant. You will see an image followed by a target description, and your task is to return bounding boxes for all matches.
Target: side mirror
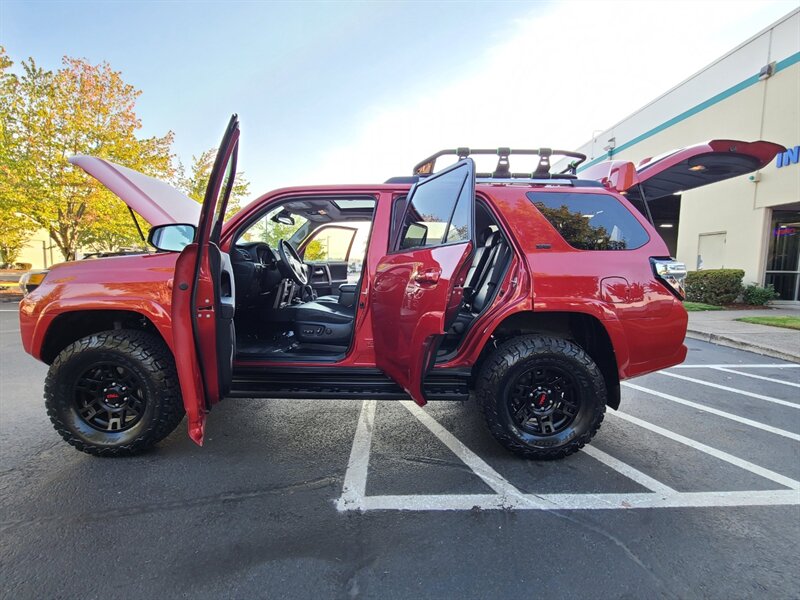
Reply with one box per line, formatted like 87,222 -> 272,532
147,223 -> 196,252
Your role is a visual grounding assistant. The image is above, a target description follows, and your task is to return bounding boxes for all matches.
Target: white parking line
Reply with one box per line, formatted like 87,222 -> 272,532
336,400 -> 800,512
335,400 -> 376,511
359,490 -> 800,511
610,411 -> 800,490
622,382 -> 800,441
399,401 -> 529,504
581,445 -> 676,494
672,364 -> 800,369
658,372 -> 800,409
711,366 -> 800,389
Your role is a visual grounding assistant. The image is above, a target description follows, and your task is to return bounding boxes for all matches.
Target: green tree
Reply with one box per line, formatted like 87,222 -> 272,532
176,148 -> 250,220
6,54 -> 174,261
0,47 -> 38,265
534,204 -> 616,250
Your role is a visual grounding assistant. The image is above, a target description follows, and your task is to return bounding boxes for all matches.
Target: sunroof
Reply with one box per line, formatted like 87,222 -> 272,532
334,200 -> 375,210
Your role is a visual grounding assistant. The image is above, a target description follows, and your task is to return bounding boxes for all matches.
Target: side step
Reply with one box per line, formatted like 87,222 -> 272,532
228,366 -> 471,400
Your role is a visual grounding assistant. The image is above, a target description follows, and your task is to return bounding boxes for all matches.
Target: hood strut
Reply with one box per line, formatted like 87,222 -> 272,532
128,207 -> 147,245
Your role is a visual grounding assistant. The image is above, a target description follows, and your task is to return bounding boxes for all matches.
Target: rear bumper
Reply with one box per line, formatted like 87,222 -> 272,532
617,299 -> 688,380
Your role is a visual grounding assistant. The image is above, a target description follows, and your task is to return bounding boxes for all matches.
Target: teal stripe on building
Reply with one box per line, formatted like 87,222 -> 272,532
578,51 -> 800,172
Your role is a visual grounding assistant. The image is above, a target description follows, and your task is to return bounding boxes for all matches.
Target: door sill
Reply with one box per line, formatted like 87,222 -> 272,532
228,366 -> 471,400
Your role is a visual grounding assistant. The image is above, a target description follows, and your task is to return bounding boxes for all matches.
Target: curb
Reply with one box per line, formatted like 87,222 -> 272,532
686,329 -> 800,364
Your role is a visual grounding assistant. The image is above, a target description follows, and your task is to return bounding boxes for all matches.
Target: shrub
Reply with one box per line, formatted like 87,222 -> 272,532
685,269 -> 744,305
742,283 -> 779,306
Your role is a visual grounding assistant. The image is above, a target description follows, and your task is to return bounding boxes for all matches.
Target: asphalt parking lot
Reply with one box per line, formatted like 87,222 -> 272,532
1,308 -> 798,599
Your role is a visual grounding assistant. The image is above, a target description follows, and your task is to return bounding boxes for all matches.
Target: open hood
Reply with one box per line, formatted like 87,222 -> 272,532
581,139 -> 785,202
69,155 -> 201,226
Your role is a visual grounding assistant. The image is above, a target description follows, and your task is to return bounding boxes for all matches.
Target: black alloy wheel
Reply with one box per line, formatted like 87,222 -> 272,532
507,365 -> 580,436
74,362 -> 147,432
477,335 -> 607,460
45,330 -> 185,457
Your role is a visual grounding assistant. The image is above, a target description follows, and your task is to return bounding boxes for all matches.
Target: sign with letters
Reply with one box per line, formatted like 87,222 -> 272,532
776,145 -> 799,168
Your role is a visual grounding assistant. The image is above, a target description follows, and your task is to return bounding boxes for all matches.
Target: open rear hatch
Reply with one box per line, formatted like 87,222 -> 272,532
69,155 -> 200,226
582,139 -> 785,202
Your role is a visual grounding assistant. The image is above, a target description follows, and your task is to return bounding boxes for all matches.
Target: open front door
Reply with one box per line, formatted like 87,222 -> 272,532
372,159 -> 475,406
172,115 -> 239,445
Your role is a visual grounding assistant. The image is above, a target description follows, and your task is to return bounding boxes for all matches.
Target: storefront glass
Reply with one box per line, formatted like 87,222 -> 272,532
765,209 -> 800,301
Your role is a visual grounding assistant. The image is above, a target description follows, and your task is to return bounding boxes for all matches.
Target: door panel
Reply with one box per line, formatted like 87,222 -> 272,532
372,243 -> 473,404
302,225 -> 358,295
171,114 -> 239,445
307,261 -> 349,295
371,158 -> 475,405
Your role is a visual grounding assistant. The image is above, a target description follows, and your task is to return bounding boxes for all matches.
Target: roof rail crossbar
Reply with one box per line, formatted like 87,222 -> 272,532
413,147 -> 588,178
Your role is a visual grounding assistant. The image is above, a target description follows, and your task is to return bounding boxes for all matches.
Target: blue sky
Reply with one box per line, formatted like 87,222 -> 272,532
1,0 -> 796,197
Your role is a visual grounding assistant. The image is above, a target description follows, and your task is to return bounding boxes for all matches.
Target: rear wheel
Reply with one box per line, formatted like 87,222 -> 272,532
45,330 -> 184,457
477,335 -> 606,460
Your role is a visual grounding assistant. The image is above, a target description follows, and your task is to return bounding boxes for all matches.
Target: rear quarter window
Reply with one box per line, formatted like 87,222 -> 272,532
527,192 -> 649,250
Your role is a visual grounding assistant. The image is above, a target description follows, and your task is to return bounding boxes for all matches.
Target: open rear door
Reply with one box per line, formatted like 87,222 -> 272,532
627,139 -> 784,202
171,115 -> 239,445
372,159 -> 475,405
581,139 -> 784,201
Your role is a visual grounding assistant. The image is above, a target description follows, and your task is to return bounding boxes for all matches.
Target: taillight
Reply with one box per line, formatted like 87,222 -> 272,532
651,258 -> 687,299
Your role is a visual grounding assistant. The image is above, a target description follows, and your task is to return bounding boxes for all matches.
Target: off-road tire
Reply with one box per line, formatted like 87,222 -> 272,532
476,335 -> 606,460
45,330 -> 184,457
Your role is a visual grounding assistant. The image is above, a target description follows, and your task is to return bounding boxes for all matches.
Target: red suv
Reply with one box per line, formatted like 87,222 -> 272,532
19,115 -> 783,459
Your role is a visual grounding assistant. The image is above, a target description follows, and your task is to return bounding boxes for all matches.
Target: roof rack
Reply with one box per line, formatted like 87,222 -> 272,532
413,147 -> 588,179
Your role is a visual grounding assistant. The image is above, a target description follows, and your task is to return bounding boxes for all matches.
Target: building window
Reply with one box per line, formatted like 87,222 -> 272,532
765,209 -> 800,301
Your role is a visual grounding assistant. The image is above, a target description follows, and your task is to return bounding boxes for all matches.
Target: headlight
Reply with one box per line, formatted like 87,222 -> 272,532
19,270 -> 49,295
651,258 -> 687,299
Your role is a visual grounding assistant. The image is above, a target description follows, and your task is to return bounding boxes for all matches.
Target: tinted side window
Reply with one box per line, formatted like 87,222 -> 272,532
527,192 -> 649,251
445,182 -> 471,243
397,165 -> 470,250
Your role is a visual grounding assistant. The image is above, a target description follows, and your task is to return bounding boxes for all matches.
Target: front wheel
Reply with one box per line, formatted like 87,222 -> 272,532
45,330 -> 185,457
477,335 -> 606,460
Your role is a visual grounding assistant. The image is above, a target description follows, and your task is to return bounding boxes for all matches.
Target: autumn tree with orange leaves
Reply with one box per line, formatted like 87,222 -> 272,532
1,49 -> 174,261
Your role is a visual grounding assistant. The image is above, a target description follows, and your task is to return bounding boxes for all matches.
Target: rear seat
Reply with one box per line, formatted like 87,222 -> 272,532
463,229 -> 509,313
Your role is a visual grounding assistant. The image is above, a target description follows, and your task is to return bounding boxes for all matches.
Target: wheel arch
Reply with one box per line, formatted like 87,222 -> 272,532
480,310 -> 623,410
40,309 -> 171,365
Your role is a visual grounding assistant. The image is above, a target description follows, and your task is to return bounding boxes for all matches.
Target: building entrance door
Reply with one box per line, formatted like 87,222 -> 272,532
765,208 -> 800,301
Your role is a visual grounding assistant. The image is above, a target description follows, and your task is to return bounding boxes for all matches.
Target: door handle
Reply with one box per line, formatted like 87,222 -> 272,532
414,267 -> 441,284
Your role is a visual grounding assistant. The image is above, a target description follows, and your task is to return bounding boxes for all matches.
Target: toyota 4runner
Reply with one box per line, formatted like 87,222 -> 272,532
19,115 -> 784,459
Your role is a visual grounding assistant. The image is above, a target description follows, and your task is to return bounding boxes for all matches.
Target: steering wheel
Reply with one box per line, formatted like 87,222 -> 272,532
278,239 -> 309,285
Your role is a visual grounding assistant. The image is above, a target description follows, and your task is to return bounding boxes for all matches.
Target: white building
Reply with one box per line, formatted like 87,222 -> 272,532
572,9 -> 799,302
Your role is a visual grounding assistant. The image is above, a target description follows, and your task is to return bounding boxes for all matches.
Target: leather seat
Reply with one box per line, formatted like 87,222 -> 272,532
449,228 -> 510,335
316,283 -> 357,308
281,299 -> 355,345
288,300 -> 354,324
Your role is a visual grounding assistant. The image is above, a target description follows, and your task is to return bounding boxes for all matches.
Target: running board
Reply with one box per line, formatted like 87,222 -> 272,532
228,366 -> 471,400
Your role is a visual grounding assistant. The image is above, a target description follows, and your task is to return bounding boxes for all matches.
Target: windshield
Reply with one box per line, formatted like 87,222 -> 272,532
237,206 -> 310,248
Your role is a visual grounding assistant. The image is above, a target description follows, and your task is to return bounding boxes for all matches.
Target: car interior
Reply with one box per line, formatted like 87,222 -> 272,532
229,195 -> 511,363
